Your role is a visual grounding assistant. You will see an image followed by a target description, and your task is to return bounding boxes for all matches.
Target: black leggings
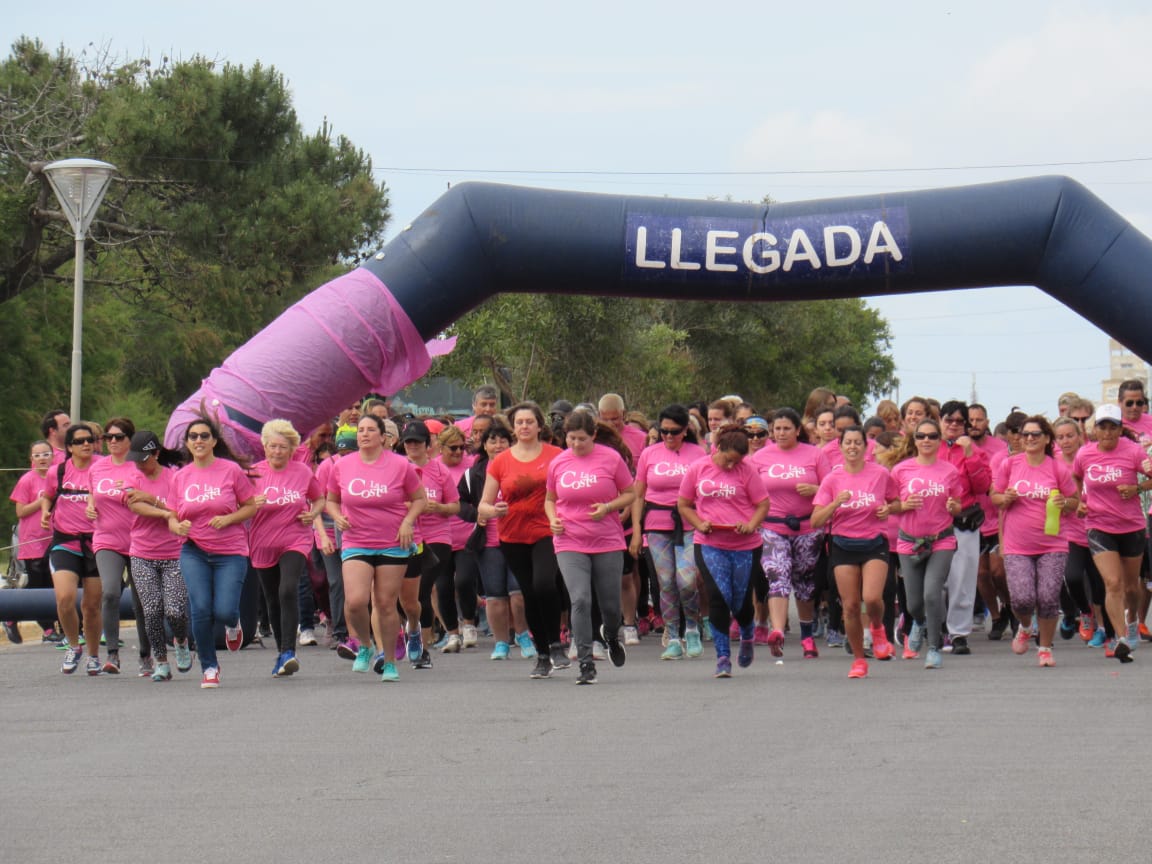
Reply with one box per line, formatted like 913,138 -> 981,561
501,537 -> 561,651
417,543 -> 456,631
255,551 -> 306,653
452,549 -> 478,622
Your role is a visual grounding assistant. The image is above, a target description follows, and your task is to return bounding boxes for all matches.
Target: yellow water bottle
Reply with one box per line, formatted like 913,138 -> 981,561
1044,489 -> 1061,537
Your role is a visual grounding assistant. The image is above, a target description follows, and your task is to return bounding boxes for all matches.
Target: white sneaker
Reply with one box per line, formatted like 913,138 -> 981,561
298,628 -> 317,647
461,624 -> 478,648
567,641 -> 578,661
592,641 -> 608,661
441,633 -> 462,654
623,626 -> 640,646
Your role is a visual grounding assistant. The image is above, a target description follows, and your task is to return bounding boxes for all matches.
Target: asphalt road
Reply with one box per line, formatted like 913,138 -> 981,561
1,626 -> 1147,863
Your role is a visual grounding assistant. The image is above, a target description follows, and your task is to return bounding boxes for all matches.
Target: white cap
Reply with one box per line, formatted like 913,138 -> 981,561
1095,403 -> 1123,425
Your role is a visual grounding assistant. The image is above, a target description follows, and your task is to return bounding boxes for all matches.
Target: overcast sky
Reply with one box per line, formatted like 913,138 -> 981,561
11,1 -> 1152,420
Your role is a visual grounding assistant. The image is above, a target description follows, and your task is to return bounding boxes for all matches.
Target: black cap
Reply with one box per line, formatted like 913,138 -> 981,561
126,431 -> 160,462
400,420 -> 431,444
548,399 -> 574,417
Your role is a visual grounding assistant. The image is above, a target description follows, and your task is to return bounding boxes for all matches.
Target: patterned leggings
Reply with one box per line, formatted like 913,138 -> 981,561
695,544 -> 761,657
1004,552 -> 1068,620
130,556 -> 189,663
760,528 -> 824,602
644,532 -> 700,637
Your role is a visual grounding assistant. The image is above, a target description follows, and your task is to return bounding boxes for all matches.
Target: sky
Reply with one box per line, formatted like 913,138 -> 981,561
10,1 -> 1152,421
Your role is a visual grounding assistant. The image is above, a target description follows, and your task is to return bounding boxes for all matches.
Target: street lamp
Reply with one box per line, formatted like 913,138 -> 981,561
42,158 -> 117,424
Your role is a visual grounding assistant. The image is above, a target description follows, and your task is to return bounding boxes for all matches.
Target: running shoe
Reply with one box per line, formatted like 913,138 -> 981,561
1079,615 -> 1096,642
41,628 -> 63,644
1126,622 -> 1141,650
174,640 -> 193,673
1037,647 -> 1055,667
394,631 -> 406,661
577,661 -> 597,685
441,633 -> 462,654
988,615 -> 1008,641
151,662 -> 172,682
412,649 -> 433,669
137,656 -> 155,677
56,635 -> 85,650
728,620 -> 740,640
766,629 -> 785,658
567,641 -> 579,661
924,648 -> 943,669
814,609 -> 829,639
102,652 -> 121,674
661,640 -> 684,660
701,618 -> 713,641
908,621 -> 924,653
461,624 -> 479,648
801,636 -> 818,659
871,627 -> 894,661
684,627 -> 703,658
601,625 -> 626,668
372,651 -> 388,675
737,638 -> 754,669
848,658 -> 869,679
951,635 -> 971,655
275,650 -> 299,677
902,635 -> 918,660
1113,639 -> 1133,664
1105,638 -> 1117,658
432,633 -> 449,650
529,655 -> 553,679
60,644 -> 82,674
753,624 -> 771,646
1141,623 -> 1152,642
490,641 -> 510,660
515,631 -> 537,660
2,621 -> 21,644
224,623 -> 243,652
622,625 -> 640,646
1011,627 -> 1031,655
380,661 -> 399,682
649,612 -> 665,633
559,625 -> 571,647
591,641 -> 607,661
201,666 -> 220,688
297,628 -> 317,647
862,626 -> 873,656
405,630 -> 422,663
1059,617 -> 1078,641
826,629 -> 844,648
85,655 -> 102,676
352,645 -> 373,673
714,656 -> 732,678
336,637 -> 360,660
550,643 -> 571,670
1088,627 -> 1107,648
636,616 -> 650,637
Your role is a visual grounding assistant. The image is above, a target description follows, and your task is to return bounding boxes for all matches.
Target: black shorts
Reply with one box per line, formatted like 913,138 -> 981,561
344,552 -> 413,569
1087,528 -> 1147,559
49,546 -> 99,578
827,536 -> 889,569
979,533 -> 999,556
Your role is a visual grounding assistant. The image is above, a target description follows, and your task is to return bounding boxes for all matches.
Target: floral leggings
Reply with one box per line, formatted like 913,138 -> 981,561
644,532 -> 700,637
1004,552 -> 1068,620
129,557 -> 190,663
759,528 -> 824,602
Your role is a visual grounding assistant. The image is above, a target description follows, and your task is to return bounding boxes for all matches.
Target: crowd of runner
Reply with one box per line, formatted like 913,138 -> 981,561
7,379 -> 1152,686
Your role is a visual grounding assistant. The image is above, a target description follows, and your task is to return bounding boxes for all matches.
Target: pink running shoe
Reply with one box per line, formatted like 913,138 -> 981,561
767,629 -> 785,658
901,634 -> 918,660
848,658 -> 868,679
753,624 -> 771,646
801,636 -> 818,659
1037,647 -> 1055,667
729,620 -> 740,640
871,626 -> 894,661
1011,626 -> 1030,655
395,631 -> 406,661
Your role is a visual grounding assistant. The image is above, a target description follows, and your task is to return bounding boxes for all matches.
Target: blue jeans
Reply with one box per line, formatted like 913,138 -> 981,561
180,542 -> 247,671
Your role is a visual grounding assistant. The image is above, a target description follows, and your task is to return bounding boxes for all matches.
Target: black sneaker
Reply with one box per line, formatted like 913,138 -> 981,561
577,661 -> 597,685
600,626 -> 626,668
530,655 -> 553,679
951,635 -> 971,655
42,629 -> 64,644
412,649 -> 433,670
549,643 -> 570,670
988,617 -> 1007,641
1114,640 -> 1133,663
3,622 -> 22,644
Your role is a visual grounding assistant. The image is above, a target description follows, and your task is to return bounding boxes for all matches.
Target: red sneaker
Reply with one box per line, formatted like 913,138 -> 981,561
1079,615 -> 1095,642
754,624 -> 771,646
201,666 -> 221,689
801,636 -> 818,659
901,635 -> 918,660
224,623 -> 243,653
848,658 -> 868,679
767,629 -> 785,657
870,626 -> 894,661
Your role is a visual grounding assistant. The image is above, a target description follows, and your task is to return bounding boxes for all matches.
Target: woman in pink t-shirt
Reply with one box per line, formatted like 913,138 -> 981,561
5,440 -> 56,643
751,407 -> 831,659
991,416 -> 1079,667
169,417 -> 258,689
678,425 -> 772,678
124,431 -> 192,682
1071,404 -> 1152,662
438,424 -> 481,651
629,404 -> 706,660
545,409 -> 636,684
889,419 -> 963,670
250,420 -> 325,678
327,414 -> 426,682
811,426 -> 900,679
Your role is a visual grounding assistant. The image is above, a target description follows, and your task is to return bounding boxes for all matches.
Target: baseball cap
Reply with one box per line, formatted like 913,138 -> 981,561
1094,404 -> 1123,426
401,420 -> 431,444
126,431 -> 160,462
335,429 -> 358,451
549,399 -> 574,417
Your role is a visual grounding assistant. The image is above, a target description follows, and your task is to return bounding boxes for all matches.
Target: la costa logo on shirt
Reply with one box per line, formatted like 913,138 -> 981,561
263,486 -> 304,506
95,477 -> 125,497
1085,464 -> 1123,484
347,478 -> 390,498
698,478 -> 737,498
60,481 -> 86,502
1010,480 -> 1053,500
765,463 -> 809,480
184,484 -> 223,504
559,470 -> 599,490
841,491 -> 877,510
652,461 -> 689,477
905,477 -> 946,497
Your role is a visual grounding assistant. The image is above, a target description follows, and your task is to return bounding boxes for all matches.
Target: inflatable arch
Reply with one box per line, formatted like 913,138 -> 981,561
166,175 -> 1152,455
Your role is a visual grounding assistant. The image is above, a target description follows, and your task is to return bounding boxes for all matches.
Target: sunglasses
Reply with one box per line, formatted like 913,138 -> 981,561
1070,416 -> 1091,423
744,430 -> 768,439
1124,399 -> 1147,408
70,437 -> 94,445
186,431 -> 213,442
445,445 -> 465,453
659,427 -> 685,436
1020,430 -> 1045,439
943,416 -> 966,425
914,432 -> 941,441
103,432 -> 129,442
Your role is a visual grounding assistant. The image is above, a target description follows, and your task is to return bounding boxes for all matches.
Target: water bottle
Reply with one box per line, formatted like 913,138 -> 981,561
1044,489 -> 1061,536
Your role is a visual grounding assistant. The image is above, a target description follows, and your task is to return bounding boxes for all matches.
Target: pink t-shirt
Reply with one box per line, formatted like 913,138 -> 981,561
889,458 -> 964,554
89,458 -> 138,555
441,458 -> 473,551
813,463 -> 898,540
413,458 -> 461,547
822,437 -> 877,471
129,465 -> 183,560
635,441 -> 705,532
1123,411 -> 1152,448
620,425 -> 648,466
172,459 -> 256,556
678,456 -> 769,551
547,444 -> 634,554
751,442 -> 830,535
1057,455 -> 1089,546
314,456 -> 340,545
10,469 -> 53,560
1072,438 -> 1149,534
994,454 -> 1077,555
249,460 -> 323,568
974,434 -> 1010,460
329,451 -> 422,549
49,460 -> 95,540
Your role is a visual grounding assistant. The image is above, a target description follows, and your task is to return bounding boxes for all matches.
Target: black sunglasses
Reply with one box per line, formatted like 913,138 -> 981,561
1125,399 -> 1147,408
659,427 -> 685,436
186,431 -> 213,441
70,436 -> 94,445
103,433 -> 129,442
744,430 -> 768,439
914,432 -> 941,440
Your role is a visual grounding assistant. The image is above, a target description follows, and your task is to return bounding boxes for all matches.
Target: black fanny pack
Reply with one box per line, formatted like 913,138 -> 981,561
764,514 -> 804,532
952,504 -> 985,532
831,534 -> 887,553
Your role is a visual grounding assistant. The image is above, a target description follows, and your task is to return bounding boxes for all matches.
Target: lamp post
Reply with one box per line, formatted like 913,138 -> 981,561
42,158 -> 117,424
